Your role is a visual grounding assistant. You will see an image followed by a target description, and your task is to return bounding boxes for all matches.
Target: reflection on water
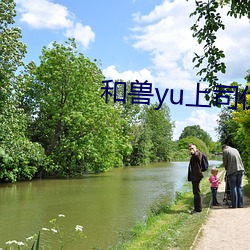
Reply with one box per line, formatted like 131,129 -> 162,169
0,160 -> 221,249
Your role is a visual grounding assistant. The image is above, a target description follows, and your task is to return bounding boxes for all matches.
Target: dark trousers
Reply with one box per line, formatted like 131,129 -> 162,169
192,181 -> 202,212
211,187 -> 218,205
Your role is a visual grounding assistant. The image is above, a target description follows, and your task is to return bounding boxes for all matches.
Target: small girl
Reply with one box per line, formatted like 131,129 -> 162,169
209,168 -> 220,206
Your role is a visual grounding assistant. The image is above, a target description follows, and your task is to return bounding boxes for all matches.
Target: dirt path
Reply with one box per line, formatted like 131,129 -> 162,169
192,173 -> 250,250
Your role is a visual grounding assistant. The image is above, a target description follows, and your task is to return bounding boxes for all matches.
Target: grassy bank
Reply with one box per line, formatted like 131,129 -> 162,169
111,169 -> 225,250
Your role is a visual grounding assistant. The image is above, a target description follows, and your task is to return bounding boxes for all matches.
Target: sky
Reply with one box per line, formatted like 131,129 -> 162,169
14,0 -> 250,141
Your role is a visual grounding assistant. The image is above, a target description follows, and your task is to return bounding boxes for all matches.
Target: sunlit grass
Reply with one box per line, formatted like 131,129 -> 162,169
111,171 -> 224,250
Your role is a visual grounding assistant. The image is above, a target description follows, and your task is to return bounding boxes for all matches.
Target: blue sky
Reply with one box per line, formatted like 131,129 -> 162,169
14,0 -> 250,141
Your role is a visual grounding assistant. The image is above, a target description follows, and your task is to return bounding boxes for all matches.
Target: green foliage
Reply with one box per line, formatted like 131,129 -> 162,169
179,125 -> 212,146
31,231 -> 40,250
130,103 -> 174,164
172,148 -> 190,161
231,79 -> 250,177
0,0 -> 27,107
0,108 -> 50,182
190,0 -> 226,103
189,0 -> 250,104
129,122 -> 153,166
112,80 -> 142,166
216,107 -> 240,147
0,0 -> 48,182
223,0 -> 250,19
209,141 -> 222,154
178,136 -> 209,155
216,72 -> 250,177
146,103 -> 174,162
24,39 -> 128,175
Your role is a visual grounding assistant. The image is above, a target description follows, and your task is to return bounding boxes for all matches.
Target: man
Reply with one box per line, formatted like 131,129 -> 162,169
222,144 -> 244,208
188,143 -> 204,214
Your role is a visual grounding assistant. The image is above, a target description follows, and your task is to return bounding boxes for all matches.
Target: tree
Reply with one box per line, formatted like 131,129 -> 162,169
0,0 -> 27,108
189,0 -> 250,104
0,0 -> 47,182
209,141 -> 222,154
216,107 -> 239,147
178,136 -> 209,156
24,39 -> 128,175
112,80 -> 141,166
140,103 -> 174,163
129,122 -> 153,165
231,76 -> 250,176
179,125 -> 212,146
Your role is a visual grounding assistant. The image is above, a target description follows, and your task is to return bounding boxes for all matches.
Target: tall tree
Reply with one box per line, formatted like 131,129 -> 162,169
178,136 -> 209,156
0,0 -> 26,108
179,125 -> 212,146
141,103 -> 174,162
0,0 -> 46,182
231,73 -> 250,176
111,80 -> 141,166
25,39 -> 127,175
216,107 -> 240,147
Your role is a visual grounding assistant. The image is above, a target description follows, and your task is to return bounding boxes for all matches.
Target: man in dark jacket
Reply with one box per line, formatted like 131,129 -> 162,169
188,143 -> 204,214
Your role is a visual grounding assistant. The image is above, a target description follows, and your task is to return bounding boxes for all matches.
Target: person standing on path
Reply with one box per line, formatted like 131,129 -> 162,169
188,143 -> 204,214
209,168 -> 220,206
222,144 -> 244,208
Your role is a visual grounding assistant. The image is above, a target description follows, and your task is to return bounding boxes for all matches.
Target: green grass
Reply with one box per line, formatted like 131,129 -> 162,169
243,177 -> 250,197
111,170 -> 225,250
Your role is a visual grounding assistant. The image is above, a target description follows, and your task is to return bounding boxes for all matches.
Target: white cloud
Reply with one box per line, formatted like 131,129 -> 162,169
16,0 -> 73,29
130,0 -> 198,90
214,7 -> 250,81
130,0 -> 250,90
173,110 -> 219,141
132,1 -> 175,23
65,22 -> 95,48
16,0 -> 95,48
103,65 -> 154,85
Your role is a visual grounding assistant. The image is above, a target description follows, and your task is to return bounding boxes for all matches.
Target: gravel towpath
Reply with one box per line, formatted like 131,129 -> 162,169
192,173 -> 250,250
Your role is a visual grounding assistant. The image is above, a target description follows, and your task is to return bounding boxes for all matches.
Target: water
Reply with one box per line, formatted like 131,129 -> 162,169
0,159 -> 221,249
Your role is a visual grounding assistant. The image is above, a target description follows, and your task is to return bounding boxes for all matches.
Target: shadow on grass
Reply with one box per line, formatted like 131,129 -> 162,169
149,190 -> 213,216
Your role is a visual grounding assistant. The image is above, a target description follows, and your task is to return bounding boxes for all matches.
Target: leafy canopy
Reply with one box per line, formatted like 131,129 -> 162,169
179,125 -> 212,145
189,0 -> 250,104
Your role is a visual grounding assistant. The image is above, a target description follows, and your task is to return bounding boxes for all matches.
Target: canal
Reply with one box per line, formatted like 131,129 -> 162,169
0,159 -> 221,249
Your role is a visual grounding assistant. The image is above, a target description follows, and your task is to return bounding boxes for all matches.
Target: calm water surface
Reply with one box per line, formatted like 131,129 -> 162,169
0,160 -> 221,249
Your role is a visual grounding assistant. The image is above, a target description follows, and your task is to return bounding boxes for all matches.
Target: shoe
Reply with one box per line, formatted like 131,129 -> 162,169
228,205 -> 236,208
190,209 -> 201,214
212,203 -> 220,206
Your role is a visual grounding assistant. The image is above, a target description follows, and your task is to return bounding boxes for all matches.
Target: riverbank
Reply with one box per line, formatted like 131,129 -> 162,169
112,168 -> 225,249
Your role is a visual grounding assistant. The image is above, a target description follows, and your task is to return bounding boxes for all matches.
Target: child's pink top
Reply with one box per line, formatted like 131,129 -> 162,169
209,175 -> 219,188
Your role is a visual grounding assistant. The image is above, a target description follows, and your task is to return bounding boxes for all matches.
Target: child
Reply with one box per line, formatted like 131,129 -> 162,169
209,168 -> 220,206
